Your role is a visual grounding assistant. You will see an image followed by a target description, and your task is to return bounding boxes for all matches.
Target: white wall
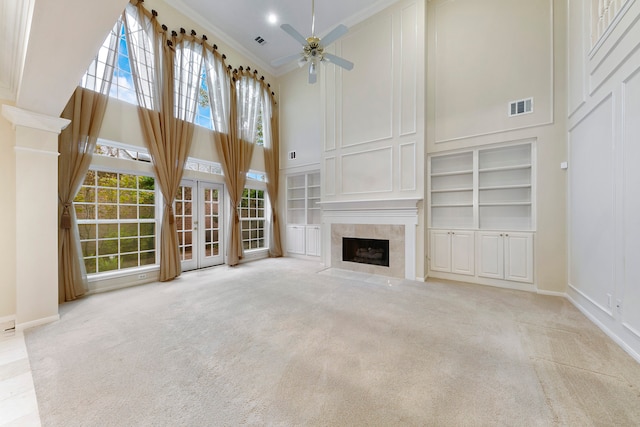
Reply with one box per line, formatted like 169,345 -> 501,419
318,0 -> 426,277
0,101 -> 17,321
567,0 -> 640,361
426,0 -> 568,293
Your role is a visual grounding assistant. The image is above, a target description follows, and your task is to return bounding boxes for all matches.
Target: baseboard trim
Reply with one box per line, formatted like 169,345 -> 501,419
566,293 -> 640,364
16,314 -> 60,331
537,290 -> 566,297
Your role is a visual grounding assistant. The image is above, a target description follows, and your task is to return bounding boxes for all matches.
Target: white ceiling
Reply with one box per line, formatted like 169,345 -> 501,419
170,0 -> 400,76
0,0 -> 399,114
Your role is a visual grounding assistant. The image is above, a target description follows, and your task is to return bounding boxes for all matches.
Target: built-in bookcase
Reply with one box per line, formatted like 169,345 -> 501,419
286,172 -> 321,225
429,142 -> 534,231
286,171 -> 321,256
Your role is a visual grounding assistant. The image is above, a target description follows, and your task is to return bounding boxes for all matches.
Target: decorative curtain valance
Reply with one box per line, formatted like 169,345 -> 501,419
120,1 -> 281,276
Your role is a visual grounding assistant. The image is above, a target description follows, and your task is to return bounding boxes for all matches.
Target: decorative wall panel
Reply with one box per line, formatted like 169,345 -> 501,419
341,147 -> 393,194
569,95 -> 615,314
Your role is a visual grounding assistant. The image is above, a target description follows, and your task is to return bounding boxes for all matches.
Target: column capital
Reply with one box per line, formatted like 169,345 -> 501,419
2,105 -> 70,134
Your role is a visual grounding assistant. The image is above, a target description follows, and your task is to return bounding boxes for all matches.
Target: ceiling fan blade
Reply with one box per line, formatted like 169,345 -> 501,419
323,53 -> 354,71
320,24 -> 348,47
308,64 -> 317,84
271,52 -> 303,68
281,24 -> 309,47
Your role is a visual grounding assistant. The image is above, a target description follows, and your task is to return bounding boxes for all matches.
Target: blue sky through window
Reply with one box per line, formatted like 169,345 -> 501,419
109,23 -> 138,105
195,66 -> 213,130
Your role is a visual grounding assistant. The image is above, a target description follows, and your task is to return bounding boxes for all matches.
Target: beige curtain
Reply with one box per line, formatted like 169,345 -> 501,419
58,21 -> 120,302
124,2 -> 203,281
262,89 -> 283,257
212,71 -> 263,266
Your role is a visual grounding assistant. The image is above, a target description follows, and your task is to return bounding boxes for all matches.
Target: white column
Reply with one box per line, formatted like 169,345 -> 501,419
2,105 -> 70,329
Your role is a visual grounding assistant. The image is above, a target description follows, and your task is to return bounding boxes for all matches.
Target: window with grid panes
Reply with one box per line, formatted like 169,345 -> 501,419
239,188 -> 266,250
74,170 -> 157,274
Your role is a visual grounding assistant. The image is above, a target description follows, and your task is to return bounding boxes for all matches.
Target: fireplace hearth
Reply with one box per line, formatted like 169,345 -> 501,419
342,237 -> 390,267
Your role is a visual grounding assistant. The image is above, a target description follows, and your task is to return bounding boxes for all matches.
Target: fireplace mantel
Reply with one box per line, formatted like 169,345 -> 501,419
319,198 -> 421,213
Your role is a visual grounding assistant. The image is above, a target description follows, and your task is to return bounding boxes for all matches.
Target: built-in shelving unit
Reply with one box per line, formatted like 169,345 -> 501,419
286,171 -> 321,256
429,142 -> 533,231
428,142 -> 535,287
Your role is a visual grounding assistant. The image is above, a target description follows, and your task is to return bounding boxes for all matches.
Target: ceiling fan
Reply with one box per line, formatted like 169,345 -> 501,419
271,0 -> 354,84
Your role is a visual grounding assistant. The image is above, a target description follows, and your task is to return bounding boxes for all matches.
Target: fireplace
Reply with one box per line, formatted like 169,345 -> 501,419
342,237 -> 390,267
321,198 -> 420,279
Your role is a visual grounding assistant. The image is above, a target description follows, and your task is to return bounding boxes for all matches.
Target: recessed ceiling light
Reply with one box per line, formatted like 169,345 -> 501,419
267,13 -> 278,24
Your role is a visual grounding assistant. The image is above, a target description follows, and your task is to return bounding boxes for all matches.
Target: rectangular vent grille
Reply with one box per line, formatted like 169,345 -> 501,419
254,36 -> 266,46
509,98 -> 533,116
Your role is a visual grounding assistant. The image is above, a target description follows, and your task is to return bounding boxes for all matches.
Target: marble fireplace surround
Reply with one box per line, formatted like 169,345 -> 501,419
320,199 -> 420,280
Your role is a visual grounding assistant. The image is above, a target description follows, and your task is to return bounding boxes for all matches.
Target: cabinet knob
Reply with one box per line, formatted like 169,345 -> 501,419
500,233 -> 503,237
505,234 -> 509,237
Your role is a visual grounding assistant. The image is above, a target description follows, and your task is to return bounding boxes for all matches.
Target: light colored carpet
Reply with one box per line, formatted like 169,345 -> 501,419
25,258 -> 640,426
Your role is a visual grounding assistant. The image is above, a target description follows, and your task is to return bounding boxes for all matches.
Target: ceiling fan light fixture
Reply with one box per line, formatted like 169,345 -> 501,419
271,0 -> 353,84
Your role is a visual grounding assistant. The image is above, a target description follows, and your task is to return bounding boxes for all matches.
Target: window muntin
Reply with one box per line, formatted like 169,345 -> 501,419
175,185 -> 194,262
239,188 -> 266,250
75,170 -> 157,274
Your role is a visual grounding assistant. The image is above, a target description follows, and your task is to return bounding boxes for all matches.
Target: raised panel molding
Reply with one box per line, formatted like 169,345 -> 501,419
341,147 -> 393,194
400,3 -> 418,136
621,66 -> 640,336
324,156 -> 336,196
341,12 -> 394,147
568,94 -> 615,315
433,0 -> 554,143
399,142 -> 416,191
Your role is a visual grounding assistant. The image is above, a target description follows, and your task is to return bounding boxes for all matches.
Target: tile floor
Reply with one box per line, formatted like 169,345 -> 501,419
0,329 -> 40,426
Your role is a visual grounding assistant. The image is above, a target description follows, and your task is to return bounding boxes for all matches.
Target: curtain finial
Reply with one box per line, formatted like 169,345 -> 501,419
202,34 -> 208,41
171,30 -> 177,37
261,76 -> 265,81
191,29 -> 196,36
180,27 -> 186,34
161,24 -> 167,31
151,9 -> 157,17
214,44 -> 218,50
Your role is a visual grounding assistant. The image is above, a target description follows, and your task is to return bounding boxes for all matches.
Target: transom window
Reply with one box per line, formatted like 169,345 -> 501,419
75,170 -> 157,274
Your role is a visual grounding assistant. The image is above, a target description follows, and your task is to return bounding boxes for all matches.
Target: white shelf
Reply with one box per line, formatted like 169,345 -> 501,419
432,203 -> 474,208
479,184 -> 531,190
479,202 -> 532,207
478,164 -> 531,173
431,187 -> 474,193
430,170 -> 473,177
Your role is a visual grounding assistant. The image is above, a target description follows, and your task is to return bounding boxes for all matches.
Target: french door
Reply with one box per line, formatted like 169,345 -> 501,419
175,181 -> 224,271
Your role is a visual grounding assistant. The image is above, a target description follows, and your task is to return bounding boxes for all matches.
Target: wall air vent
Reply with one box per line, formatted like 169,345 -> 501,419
509,97 -> 533,117
288,151 -> 296,160
254,36 -> 267,46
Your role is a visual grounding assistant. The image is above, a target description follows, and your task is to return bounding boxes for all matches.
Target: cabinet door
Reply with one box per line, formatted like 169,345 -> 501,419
504,233 -> 533,283
451,231 -> 475,276
286,225 -> 305,255
477,232 -> 504,279
305,226 -> 321,256
430,230 -> 452,272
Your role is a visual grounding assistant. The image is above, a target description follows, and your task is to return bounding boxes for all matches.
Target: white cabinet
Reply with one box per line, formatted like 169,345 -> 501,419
286,171 -> 321,257
305,226 -> 321,257
430,230 -> 475,276
477,232 -> 533,283
286,225 -> 306,255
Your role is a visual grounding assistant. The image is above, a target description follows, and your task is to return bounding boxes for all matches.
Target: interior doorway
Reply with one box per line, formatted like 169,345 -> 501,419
175,180 -> 224,271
